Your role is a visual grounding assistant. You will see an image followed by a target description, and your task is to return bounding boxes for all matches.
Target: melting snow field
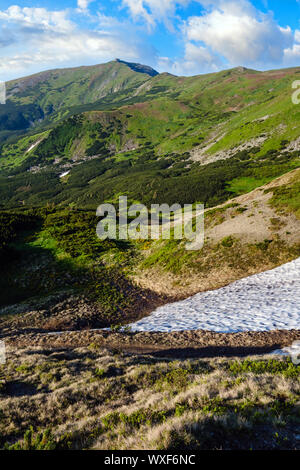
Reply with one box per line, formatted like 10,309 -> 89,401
129,258 -> 300,333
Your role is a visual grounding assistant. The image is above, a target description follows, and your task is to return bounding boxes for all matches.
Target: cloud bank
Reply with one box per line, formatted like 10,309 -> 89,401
0,1 -> 299,80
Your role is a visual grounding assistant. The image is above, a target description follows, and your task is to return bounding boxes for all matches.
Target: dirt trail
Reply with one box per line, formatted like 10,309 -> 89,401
5,327 -> 300,359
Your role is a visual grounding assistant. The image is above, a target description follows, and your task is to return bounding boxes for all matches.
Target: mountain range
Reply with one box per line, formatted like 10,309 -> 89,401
0,59 -> 299,210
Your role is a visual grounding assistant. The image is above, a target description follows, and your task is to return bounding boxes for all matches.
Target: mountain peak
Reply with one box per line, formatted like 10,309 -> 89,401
232,66 -> 258,74
115,59 -> 159,77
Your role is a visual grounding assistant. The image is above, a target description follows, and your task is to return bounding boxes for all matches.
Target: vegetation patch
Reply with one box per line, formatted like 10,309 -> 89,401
268,174 -> 300,219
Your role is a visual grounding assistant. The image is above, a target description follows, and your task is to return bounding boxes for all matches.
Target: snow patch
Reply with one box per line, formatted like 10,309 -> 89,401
59,171 -> 70,179
128,258 -> 300,333
26,139 -> 42,153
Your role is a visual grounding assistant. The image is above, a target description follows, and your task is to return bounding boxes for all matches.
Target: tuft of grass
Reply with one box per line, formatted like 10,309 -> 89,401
228,358 -> 300,378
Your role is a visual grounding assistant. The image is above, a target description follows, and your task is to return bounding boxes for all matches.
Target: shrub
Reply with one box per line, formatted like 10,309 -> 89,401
228,359 -> 300,378
5,427 -> 71,450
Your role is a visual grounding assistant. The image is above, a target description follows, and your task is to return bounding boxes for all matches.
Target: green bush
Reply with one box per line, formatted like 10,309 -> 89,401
5,427 -> 71,450
229,359 -> 300,378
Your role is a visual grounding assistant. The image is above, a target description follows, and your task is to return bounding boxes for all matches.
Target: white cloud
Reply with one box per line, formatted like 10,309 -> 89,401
183,42 -> 222,71
158,41 -> 221,75
0,1 -> 299,80
185,0 -> 293,67
284,44 -> 300,64
122,0 -> 189,28
77,0 -> 95,12
122,0 -> 298,72
0,5 -> 156,80
0,5 -> 72,32
283,29 -> 300,65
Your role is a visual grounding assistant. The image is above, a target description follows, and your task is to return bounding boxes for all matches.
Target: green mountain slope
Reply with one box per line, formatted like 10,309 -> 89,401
0,62 -> 300,210
0,60 -> 158,144
1,62 -> 300,453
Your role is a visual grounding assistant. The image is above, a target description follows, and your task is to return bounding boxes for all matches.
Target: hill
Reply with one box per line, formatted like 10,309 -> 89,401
0,60 -> 158,144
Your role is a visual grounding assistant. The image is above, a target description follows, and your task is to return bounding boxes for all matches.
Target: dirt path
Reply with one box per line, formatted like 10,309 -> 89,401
4,327 -> 300,358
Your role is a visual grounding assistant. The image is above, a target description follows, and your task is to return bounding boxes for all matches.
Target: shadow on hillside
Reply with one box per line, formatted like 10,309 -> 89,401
0,238 -> 80,308
145,345 -> 281,359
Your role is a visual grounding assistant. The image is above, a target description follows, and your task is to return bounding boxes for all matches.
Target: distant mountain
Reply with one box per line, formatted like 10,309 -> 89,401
0,61 -> 299,211
1,60 -> 157,142
115,59 -> 159,77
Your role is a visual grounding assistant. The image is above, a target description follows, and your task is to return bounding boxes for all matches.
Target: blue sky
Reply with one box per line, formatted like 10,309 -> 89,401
0,0 -> 300,80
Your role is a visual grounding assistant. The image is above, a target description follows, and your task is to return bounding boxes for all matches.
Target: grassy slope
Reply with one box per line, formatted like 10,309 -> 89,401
0,61 -> 155,146
1,77 -> 299,209
4,62 -> 299,166
1,346 -> 299,450
2,65 -> 300,160
1,64 -> 300,453
0,170 -> 299,316
7,60 -> 154,115
133,169 -> 300,296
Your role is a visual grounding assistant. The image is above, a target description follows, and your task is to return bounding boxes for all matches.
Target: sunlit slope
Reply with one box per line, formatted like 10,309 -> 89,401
0,64 -> 299,209
0,60 -> 157,143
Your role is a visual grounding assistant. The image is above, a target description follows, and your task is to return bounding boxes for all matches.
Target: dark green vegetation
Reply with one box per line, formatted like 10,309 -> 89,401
1,348 -> 299,450
0,167 -> 299,315
0,211 -> 39,262
0,102 -> 44,133
1,60 -> 300,453
0,140 -> 299,209
0,209 -> 155,327
0,61 -> 299,316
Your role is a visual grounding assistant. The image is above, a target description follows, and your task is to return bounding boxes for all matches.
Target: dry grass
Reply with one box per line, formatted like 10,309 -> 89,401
0,345 -> 299,450
133,169 -> 300,297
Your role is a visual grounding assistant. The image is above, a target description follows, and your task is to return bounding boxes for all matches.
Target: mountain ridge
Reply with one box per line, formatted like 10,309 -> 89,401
0,60 -> 299,212
2,60 -> 300,147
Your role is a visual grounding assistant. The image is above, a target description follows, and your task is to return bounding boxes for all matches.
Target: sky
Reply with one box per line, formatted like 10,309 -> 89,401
0,0 -> 300,81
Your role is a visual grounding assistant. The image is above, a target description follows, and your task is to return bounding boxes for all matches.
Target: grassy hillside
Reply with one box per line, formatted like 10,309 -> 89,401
1,64 -> 300,212
0,128 -> 298,210
0,60 -> 157,144
1,345 -> 299,450
0,170 -> 299,326
134,169 -> 300,296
